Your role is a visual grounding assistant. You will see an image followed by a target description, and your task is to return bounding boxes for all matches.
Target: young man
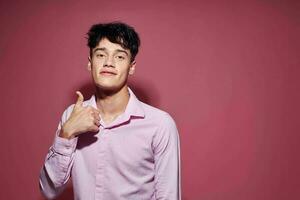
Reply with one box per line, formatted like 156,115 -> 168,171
39,22 -> 181,200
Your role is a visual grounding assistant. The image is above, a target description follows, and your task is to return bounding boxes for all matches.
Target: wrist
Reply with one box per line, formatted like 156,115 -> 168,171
59,126 -> 74,139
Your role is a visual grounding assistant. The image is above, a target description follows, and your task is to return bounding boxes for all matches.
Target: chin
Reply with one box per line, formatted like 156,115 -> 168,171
95,83 -> 126,94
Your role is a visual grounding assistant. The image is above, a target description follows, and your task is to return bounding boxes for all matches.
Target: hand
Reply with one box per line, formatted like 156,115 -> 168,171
59,91 -> 101,139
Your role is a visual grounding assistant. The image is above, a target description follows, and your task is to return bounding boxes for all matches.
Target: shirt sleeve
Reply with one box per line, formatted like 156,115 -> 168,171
153,113 -> 181,200
39,105 -> 78,199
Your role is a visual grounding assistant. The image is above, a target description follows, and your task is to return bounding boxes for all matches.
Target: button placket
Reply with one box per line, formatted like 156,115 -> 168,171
95,125 -> 108,198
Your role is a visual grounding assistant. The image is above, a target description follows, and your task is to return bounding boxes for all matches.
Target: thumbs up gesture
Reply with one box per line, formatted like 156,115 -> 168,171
59,91 -> 101,139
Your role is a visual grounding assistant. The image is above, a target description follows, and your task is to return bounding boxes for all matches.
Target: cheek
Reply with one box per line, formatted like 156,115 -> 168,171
89,66 -> 99,79
120,64 -> 129,72
92,59 -> 104,67
91,62 -> 101,71
119,68 -> 131,80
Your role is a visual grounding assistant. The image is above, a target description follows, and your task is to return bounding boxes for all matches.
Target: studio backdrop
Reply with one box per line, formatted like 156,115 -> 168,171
0,0 -> 299,199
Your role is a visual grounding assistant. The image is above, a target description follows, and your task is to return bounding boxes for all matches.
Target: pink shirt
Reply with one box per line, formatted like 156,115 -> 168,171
39,89 -> 181,200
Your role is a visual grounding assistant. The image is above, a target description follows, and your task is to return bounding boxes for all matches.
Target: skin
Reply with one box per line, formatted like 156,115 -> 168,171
60,38 -> 136,139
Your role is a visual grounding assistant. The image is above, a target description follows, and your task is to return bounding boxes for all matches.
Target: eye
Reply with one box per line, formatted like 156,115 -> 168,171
116,55 -> 125,60
96,54 -> 105,58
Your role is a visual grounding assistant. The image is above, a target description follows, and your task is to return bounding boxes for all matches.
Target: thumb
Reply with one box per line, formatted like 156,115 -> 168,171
75,91 -> 84,107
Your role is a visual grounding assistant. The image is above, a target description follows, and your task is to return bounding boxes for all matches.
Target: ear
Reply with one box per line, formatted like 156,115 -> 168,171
129,60 -> 136,75
87,57 -> 91,71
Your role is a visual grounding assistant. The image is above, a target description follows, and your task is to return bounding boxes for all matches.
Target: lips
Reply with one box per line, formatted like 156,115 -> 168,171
100,70 -> 117,75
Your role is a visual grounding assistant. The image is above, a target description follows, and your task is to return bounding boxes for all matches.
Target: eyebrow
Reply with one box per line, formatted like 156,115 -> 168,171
93,47 -> 129,55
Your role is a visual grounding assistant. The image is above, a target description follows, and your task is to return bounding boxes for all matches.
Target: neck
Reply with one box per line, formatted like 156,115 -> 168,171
95,85 -> 130,124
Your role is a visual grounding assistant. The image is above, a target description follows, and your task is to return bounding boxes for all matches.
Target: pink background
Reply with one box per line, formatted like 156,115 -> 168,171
0,0 -> 299,199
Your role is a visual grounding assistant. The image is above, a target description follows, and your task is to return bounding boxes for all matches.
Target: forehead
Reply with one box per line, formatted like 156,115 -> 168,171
94,38 -> 130,54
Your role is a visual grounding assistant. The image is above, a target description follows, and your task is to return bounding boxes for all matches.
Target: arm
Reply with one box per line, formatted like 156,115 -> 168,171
39,107 -> 78,199
153,113 -> 181,200
39,92 -> 100,199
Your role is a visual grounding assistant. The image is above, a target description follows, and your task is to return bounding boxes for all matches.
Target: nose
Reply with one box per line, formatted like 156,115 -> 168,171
103,55 -> 115,68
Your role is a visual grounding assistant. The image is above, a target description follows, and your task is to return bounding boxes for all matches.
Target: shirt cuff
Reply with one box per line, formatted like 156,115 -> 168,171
52,134 -> 78,156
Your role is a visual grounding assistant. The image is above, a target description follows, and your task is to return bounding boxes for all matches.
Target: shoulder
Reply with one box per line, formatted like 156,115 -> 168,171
140,103 -> 180,151
140,102 -> 177,130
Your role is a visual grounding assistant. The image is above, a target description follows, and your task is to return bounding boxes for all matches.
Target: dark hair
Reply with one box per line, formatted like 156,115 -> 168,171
87,22 -> 140,61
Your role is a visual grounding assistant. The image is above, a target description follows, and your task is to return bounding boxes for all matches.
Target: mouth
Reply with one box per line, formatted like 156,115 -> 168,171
100,71 -> 117,76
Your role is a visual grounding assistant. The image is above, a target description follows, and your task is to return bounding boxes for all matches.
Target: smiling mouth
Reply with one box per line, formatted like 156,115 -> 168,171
100,71 -> 117,76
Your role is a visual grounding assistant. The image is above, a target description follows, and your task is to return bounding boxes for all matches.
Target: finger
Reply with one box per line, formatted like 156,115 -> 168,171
89,125 -> 99,132
95,114 -> 101,121
92,113 -> 100,121
75,91 -> 84,107
86,106 -> 100,114
94,119 -> 100,126
92,107 -> 100,115
92,110 -> 100,118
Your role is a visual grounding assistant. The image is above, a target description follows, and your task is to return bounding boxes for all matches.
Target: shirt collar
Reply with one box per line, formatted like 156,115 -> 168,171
125,87 -> 145,118
86,87 -> 145,128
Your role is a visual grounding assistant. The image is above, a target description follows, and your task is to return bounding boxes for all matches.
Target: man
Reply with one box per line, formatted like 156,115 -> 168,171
39,22 -> 181,200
